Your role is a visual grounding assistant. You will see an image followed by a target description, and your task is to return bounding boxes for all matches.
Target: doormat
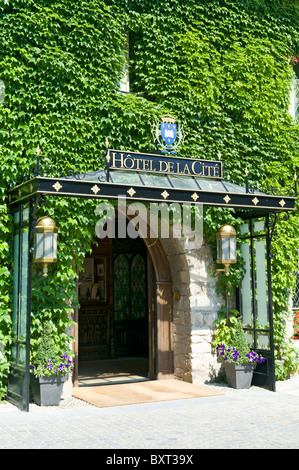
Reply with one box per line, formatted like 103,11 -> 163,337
72,379 -> 223,408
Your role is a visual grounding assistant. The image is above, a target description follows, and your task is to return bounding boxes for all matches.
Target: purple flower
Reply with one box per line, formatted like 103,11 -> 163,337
216,344 -> 265,365
32,351 -> 73,377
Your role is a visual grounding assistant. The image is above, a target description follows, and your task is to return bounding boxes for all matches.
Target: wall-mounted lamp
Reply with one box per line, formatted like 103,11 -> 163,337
215,225 -> 237,276
34,216 -> 58,277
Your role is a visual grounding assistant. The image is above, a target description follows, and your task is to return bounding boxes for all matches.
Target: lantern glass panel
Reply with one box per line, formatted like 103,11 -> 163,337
53,233 -> 57,259
217,238 -> 222,260
230,238 -> 236,261
44,232 -> 53,258
36,232 -> 44,259
222,238 -> 230,260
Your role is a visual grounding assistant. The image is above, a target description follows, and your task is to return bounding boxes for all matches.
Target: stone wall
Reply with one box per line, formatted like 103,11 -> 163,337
160,237 -> 192,382
161,235 -> 225,385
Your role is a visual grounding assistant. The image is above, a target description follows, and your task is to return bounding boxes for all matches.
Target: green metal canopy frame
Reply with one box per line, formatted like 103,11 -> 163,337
5,149 -> 297,411
7,169 -> 297,214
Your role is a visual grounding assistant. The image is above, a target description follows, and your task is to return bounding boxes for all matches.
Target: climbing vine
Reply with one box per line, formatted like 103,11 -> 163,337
0,0 -> 298,398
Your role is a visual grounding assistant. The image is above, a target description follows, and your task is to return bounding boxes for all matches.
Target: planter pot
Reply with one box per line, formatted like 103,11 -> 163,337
31,374 -> 68,406
224,363 -> 255,389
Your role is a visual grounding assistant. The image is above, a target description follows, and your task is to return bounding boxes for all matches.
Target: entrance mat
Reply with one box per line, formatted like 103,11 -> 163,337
72,379 -> 223,408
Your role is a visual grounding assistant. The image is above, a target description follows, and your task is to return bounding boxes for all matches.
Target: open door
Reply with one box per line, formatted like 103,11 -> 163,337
239,216 -> 276,391
7,202 -> 34,411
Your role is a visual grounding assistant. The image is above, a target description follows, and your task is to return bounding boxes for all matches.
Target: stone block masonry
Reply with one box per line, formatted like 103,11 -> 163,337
161,236 -> 225,384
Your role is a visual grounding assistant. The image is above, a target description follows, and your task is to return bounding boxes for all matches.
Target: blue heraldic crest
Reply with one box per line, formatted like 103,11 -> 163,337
161,122 -> 177,147
153,115 -> 184,154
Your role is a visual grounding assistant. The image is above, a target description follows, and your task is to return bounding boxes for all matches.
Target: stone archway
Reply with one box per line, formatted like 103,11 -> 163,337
159,236 -> 192,383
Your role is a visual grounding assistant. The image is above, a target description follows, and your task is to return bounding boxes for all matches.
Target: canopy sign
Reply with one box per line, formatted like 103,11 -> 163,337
106,150 -> 223,179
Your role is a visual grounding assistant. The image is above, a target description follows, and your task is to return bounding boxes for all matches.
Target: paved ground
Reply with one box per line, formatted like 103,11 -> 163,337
1,376 -> 299,451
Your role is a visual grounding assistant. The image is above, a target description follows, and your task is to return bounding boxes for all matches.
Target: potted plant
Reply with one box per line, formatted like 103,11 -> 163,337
213,313 -> 266,389
30,321 -> 73,406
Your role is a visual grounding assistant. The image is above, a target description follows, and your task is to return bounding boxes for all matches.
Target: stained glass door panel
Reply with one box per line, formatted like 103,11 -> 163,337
114,254 -> 130,322
131,255 -> 147,320
113,253 -> 148,356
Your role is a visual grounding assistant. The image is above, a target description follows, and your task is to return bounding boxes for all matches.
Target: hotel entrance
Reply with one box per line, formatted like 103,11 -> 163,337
77,232 -> 151,386
6,143 -> 296,410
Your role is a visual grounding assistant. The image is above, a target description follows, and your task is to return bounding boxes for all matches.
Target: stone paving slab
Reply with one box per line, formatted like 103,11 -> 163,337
1,376 -> 299,450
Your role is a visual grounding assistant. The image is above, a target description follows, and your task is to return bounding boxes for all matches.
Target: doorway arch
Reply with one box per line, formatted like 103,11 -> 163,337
72,215 -> 174,386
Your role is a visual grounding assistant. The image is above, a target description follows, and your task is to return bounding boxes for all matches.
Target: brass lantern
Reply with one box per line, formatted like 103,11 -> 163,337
216,225 -> 237,276
34,216 -> 58,277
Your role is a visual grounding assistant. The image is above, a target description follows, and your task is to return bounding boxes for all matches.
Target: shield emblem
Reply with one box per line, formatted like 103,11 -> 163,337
161,122 -> 177,146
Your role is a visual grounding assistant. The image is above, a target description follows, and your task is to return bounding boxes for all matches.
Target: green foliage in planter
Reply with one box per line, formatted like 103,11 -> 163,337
0,0 -> 298,399
232,318 -> 251,363
212,308 -> 240,352
31,321 -> 59,377
213,314 -> 266,366
30,321 -> 73,377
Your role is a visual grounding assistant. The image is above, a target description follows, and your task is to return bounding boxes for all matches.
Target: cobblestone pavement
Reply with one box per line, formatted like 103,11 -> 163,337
1,376 -> 299,450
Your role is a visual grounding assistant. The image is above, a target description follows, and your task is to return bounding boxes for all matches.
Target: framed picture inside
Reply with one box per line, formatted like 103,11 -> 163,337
79,257 -> 107,303
95,257 -> 106,302
79,258 -> 94,283
97,263 -> 105,276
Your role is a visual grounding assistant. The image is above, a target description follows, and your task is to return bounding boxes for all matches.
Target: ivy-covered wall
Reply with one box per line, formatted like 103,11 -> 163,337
0,0 -> 299,398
